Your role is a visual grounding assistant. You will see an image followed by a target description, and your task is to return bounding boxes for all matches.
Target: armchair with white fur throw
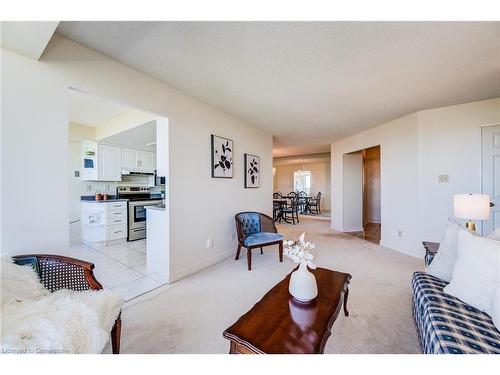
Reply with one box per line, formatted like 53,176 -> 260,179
1,254 -> 123,354
235,212 -> 284,270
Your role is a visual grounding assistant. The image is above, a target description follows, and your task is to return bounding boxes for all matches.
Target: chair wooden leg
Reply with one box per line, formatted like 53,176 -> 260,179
235,245 -> 241,260
111,315 -> 122,354
247,248 -> 252,270
260,246 -> 263,254
279,241 -> 283,262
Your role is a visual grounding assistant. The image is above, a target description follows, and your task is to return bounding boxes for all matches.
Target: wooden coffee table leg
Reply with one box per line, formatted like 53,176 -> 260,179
229,340 -> 236,354
343,287 -> 349,317
279,241 -> 283,262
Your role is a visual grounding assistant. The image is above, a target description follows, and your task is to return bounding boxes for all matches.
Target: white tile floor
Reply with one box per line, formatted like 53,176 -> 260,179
66,239 -> 166,301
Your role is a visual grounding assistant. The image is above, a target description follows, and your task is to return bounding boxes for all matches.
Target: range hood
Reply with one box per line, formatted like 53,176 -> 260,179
121,170 -> 155,176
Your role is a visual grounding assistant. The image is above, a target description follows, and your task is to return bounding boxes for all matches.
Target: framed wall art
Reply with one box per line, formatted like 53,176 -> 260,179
244,153 -> 260,188
211,135 -> 233,178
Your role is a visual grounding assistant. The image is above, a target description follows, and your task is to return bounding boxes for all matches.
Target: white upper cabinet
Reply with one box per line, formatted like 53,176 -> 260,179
139,151 -> 154,172
98,144 -> 122,181
121,147 -> 155,173
122,147 -> 139,172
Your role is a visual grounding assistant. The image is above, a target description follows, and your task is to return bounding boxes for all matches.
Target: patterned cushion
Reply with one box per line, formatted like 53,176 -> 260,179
412,272 -> 500,354
237,213 -> 261,235
244,232 -> 284,247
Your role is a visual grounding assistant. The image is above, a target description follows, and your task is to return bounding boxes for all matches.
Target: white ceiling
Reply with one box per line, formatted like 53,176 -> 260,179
69,89 -> 131,126
1,21 -> 59,60
57,22 -> 500,156
101,120 -> 157,151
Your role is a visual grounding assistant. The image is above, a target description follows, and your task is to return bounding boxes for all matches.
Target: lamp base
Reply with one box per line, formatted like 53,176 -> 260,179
465,220 -> 476,233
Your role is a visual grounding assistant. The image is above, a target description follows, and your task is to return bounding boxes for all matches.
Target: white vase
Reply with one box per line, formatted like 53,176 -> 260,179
289,260 -> 318,303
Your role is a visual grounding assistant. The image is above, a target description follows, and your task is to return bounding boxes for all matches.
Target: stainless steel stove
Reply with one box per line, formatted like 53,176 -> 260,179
116,186 -> 163,241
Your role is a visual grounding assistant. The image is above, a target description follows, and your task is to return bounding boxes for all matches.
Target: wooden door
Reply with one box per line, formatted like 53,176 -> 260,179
481,124 -> 500,236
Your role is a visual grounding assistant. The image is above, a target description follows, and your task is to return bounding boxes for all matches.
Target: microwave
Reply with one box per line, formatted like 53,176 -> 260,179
155,176 -> 166,186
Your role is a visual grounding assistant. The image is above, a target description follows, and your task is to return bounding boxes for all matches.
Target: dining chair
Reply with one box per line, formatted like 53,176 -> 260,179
298,191 -> 308,213
281,193 -> 300,224
308,192 -> 322,214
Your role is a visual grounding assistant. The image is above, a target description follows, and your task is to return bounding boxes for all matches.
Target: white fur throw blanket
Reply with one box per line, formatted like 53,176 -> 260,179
1,257 -> 123,354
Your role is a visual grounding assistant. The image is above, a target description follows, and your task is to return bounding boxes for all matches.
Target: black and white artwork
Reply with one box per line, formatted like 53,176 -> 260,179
244,154 -> 260,188
211,135 -> 233,178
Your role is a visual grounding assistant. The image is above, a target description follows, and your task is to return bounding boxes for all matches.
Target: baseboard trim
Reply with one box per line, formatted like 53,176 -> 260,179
379,240 -> 422,259
170,248 -> 235,283
343,228 -> 364,233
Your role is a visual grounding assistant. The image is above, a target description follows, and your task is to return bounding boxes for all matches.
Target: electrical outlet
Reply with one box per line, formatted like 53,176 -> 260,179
438,174 -> 449,183
86,184 -> 92,192
206,238 -> 213,248
398,230 -> 403,238
105,184 -> 110,192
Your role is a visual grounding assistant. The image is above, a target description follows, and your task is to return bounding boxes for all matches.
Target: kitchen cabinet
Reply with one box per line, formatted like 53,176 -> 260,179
81,200 -> 127,249
139,151 -> 154,172
121,147 -> 138,171
98,144 -> 122,181
121,147 -> 155,173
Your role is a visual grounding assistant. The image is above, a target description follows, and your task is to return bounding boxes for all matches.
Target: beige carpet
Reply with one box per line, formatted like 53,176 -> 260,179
114,218 -> 422,354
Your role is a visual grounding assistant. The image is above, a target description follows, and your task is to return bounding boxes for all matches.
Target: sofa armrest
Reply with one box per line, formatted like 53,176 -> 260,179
422,242 -> 440,267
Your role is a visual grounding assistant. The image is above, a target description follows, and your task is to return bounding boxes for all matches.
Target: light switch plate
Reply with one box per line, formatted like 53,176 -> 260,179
438,174 -> 449,183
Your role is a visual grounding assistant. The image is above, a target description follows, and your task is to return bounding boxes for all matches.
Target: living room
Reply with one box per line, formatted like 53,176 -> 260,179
1,2 -> 499,374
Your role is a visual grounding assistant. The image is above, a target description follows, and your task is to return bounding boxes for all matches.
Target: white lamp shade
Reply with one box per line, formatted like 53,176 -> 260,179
453,194 -> 490,220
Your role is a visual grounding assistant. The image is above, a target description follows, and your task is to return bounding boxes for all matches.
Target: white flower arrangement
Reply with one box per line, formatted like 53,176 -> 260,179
283,232 -> 316,269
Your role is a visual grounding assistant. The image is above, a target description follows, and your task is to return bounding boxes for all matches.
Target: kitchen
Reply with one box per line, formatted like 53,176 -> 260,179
68,89 -> 169,300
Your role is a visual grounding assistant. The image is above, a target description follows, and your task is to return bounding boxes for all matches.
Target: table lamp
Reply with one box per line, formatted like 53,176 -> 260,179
453,194 -> 490,233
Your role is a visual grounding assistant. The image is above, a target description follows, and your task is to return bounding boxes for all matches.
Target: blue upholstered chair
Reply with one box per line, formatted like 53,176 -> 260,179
235,212 -> 284,270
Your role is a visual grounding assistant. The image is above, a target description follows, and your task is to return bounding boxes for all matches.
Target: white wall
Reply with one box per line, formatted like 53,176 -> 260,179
331,113 -> 420,257
342,152 -> 363,231
332,98 -> 500,258
1,35 -> 273,282
417,98 -> 500,243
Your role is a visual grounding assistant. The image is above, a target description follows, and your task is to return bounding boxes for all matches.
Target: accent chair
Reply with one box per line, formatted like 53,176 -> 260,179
235,212 -> 284,270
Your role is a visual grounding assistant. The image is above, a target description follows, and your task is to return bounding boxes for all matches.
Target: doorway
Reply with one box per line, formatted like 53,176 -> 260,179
342,145 -> 381,244
67,88 -> 169,301
482,124 -> 500,236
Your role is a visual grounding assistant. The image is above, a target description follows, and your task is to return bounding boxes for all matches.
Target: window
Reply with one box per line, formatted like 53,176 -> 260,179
294,171 -> 311,195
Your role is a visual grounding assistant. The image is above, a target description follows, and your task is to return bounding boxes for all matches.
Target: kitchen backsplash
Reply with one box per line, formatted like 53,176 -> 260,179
80,175 -> 162,196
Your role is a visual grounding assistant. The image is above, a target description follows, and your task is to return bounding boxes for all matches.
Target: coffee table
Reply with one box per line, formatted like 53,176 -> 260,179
223,267 -> 351,354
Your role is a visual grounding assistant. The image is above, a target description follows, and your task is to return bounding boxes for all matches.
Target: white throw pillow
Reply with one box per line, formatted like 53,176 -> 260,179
444,229 -> 500,312
426,219 -> 461,282
491,285 -> 500,331
490,250 -> 500,331
488,227 -> 500,241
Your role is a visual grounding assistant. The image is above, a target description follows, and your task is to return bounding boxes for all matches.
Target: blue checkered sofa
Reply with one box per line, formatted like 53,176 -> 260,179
412,242 -> 500,354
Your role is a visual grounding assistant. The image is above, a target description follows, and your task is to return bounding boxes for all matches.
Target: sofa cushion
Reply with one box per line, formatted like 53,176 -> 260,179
238,213 -> 261,236
443,229 -> 500,312
426,220 -> 461,282
413,272 -> 500,354
244,232 -> 283,247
